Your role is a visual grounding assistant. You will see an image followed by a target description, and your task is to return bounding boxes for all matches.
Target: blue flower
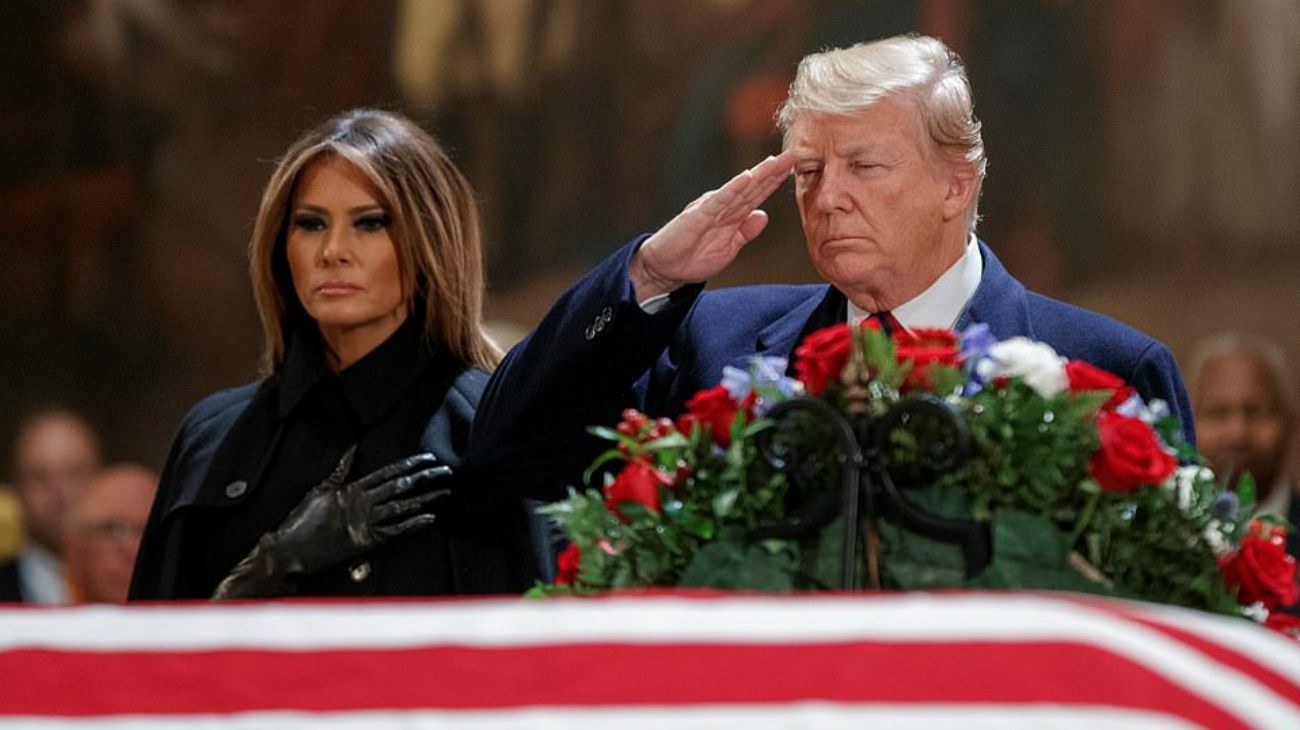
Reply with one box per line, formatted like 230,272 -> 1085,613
1210,491 -> 1241,522
959,323 -> 997,395
726,356 -> 800,416
721,365 -> 752,402
960,323 -> 997,363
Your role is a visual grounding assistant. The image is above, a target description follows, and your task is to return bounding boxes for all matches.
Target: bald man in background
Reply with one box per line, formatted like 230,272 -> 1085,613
1189,334 -> 1297,555
0,410 -> 102,603
64,464 -> 157,603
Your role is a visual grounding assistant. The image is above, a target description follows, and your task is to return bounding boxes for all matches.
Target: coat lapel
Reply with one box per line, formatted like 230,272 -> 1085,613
754,285 -> 845,372
955,240 -> 1034,340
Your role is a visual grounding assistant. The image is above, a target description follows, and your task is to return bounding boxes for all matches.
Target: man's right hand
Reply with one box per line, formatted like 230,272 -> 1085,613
629,151 -> 794,302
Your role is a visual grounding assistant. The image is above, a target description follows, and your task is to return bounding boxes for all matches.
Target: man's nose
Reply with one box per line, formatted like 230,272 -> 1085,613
812,166 -> 854,214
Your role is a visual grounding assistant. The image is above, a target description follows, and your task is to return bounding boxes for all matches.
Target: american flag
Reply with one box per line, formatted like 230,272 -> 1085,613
2,591 -> 1298,728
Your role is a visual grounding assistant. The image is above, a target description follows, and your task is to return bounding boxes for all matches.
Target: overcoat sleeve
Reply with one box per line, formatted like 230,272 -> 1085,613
128,385 -> 258,600
469,236 -> 702,503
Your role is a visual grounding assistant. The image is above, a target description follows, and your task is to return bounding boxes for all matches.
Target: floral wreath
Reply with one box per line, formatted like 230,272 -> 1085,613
534,321 -> 1300,638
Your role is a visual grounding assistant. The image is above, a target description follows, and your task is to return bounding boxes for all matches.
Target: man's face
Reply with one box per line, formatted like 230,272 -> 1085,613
66,467 -> 156,603
13,415 -> 100,553
1194,352 -> 1294,492
788,97 -> 969,310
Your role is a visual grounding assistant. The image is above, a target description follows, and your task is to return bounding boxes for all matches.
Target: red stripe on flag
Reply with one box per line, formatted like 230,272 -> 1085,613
1,641 -> 1247,728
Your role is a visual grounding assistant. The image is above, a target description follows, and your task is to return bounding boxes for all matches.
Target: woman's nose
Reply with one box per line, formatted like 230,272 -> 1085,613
320,228 -> 352,265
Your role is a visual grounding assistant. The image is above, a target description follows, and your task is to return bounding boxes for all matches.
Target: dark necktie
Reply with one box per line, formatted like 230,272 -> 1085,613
868,311 -> 903,336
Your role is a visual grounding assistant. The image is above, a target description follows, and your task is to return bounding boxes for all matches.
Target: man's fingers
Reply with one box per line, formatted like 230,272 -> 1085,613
373,489 -> 450,524
348,453 -> 441,491
698,153 -> 794,226
736,209 -> 770,245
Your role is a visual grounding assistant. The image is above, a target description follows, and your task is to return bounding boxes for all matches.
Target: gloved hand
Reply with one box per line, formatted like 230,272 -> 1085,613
212,446 -> 451,599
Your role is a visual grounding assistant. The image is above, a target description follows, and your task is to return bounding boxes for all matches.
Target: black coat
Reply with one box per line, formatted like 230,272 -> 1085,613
0,559 -> 21,601
129,342 -> 549,600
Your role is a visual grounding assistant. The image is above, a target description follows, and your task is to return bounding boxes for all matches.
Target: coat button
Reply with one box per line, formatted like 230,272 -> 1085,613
348,560 -> 372,583
224,480 -> 248,499
585,324 -> 597,340
599,306 -> 613,324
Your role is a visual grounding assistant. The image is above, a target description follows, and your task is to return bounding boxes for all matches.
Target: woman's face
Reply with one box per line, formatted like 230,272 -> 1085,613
286,156 -> 407,364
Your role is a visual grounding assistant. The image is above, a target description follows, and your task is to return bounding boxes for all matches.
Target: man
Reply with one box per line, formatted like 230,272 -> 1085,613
472,34 -> 1193,502
63,464 -> 157,603
1189,334 -> 1296,554
0,410 -> 102,603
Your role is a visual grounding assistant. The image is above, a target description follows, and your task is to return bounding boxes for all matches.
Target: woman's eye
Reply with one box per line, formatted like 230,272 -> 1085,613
292,215 -> 326,232
355,213 -> 390,232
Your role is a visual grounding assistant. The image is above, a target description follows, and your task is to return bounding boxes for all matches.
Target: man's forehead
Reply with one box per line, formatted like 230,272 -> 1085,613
1198,352 -> 1283,401
785,104 -> 922,154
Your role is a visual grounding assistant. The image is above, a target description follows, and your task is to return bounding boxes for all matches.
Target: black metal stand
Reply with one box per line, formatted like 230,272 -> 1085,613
752,395 -> 990,590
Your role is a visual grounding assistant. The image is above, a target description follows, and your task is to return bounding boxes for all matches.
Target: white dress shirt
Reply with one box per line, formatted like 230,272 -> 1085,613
16,543 -> 69,605
847,234 -> 983,330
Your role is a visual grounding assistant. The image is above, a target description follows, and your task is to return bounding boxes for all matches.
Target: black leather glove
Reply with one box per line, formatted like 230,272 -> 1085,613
212,446 -> 451,599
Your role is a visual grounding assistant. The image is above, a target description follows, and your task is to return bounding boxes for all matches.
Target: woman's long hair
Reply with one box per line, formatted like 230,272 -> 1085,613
248,108 -> 500,375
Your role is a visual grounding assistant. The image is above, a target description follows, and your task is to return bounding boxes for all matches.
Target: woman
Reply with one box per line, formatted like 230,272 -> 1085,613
129,109 -> 542,599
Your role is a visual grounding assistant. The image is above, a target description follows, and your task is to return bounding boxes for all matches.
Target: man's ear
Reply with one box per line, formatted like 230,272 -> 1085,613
941,162 -> 978,223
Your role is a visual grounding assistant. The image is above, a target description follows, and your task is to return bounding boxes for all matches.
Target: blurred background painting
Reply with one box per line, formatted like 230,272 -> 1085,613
1,0 -> 1297,475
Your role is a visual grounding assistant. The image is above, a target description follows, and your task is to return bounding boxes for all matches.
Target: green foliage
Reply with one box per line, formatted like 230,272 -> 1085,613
539,329 -> 1255,621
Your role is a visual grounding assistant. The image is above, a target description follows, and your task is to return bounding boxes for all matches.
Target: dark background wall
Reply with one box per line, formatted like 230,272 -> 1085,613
2,0 -> 1297,474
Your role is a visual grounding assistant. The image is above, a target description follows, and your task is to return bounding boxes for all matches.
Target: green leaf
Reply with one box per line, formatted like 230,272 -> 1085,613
583,448 -> 627,486
712,488 -> 740,519
678,535 -> 796,591
968,509 -> 1112,595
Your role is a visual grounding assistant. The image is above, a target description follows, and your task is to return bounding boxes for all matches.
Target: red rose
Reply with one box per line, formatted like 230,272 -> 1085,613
794,323 -> 853,396
1066,360 -> 1134,410
1265,611 -> 1300,638
555,543 -> 581,586
1089,410 -> 1177,492
893,328 -> 961,391
1221,521 -> 1300,610
677,385 -> 755,447
604,458 -> 672,519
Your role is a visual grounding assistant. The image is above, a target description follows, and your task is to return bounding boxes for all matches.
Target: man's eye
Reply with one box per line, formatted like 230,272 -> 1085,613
355,214 -> 390,232
795,168 -> 821,179
292,215 -> 326,232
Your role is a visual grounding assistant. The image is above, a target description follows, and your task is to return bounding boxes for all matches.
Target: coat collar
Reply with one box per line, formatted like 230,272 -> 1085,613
955,240 -> 1033,341
278,315 -> 433,427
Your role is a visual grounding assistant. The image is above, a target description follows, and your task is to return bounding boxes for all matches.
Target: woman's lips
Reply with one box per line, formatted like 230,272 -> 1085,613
315,281 -> 363,296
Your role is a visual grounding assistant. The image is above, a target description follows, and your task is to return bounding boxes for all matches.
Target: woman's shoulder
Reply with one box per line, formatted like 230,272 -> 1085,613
173,380 -> 268,447
443,367 -> 489,416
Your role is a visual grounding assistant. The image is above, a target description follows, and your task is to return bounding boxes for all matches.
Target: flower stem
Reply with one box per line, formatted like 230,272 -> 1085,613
1069,491 -> 1101,547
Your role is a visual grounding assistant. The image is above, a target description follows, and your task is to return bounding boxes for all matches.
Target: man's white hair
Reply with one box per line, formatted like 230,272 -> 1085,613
776,34 -> 986,229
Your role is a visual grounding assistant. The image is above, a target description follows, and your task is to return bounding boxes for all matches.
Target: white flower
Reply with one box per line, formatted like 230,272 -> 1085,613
974,337 -> 1068,398
1241,600 -> 1269,624
1164,465 -> 1212,513
1116,394 -> 1171,425
1202,518 -> 1232,557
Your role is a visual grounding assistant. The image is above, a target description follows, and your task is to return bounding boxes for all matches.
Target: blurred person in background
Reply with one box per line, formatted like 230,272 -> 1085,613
1189,333 -> 1297,555
0,410 -> 102,603
64,464 -> 157,603
130,109 -> 543,600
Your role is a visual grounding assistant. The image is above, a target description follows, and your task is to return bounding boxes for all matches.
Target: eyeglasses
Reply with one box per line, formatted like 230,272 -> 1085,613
81,519 -> 145,544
